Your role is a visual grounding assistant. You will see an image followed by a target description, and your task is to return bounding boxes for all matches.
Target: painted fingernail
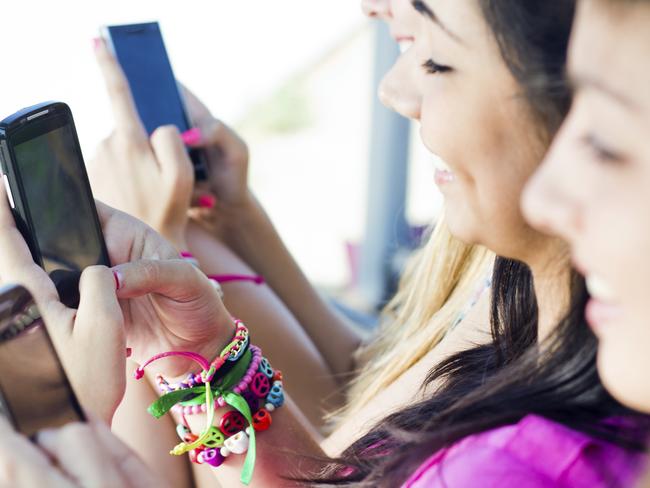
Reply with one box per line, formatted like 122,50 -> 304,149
92,37 -> 102,50
198,194 -> 216,209
181,128 -> 202,145
112,270 -> 124,290
126,347 -> 132,358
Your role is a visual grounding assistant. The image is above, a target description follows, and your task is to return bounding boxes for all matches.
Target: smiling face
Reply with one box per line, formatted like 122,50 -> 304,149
377,0 -> 564,263
361,0 -> 421,51
523,0 -> 650,411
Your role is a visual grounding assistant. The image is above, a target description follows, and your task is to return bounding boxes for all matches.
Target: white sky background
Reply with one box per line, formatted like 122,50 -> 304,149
0,0 -> 364,153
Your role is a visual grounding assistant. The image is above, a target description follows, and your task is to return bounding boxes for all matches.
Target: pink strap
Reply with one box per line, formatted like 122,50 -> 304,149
208,274 -> 265,285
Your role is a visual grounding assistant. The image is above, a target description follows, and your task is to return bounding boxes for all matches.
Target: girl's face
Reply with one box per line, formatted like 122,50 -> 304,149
523,0 -> 650,412
361,0 -> 421,51
377,0 -> 557,262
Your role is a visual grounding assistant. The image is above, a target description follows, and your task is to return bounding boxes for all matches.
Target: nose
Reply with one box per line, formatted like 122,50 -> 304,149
522,136 -> 582,241
378,56 -> 421,120
361,0 -> 392,20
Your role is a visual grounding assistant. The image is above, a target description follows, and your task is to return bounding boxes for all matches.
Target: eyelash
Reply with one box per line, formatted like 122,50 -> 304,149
422,59 -> 452,74
581,134 -> 624,165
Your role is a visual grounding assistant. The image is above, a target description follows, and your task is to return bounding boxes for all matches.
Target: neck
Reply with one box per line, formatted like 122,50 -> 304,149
528,246 -> 572,342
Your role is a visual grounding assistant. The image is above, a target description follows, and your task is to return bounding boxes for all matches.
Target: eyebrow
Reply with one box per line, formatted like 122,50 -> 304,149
571,73 -> 637,112
411,0 -> 463,43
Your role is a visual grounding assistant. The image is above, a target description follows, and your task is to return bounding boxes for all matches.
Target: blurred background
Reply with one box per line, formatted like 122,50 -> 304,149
0,0 -> 443,315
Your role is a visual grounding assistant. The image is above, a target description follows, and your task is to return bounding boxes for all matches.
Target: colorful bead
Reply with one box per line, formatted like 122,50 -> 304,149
198,448 -> 225,467
273,370 -> 283,382
203,426 -> 225,448
184,433 -> 199,443
176,424 -> 190,441
265,403 -> 276,412
250,372 -> 271,398
242,389 -> 259,412
258,358 -> 274,378
220,411 -> 247,437
224,431 -> 249,454
189,447 -> 205,464
253,408 -> 272,431
266,381 -> 285,408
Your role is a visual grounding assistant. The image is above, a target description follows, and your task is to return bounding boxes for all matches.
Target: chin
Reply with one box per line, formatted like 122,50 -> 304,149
442,205 -> 483,246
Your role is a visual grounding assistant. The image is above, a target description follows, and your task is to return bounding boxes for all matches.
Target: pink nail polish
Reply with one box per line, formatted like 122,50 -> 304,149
92,37 -> 102,50
126,347 -> 132,358
181,128 -> 202,145
113,270 -> 124,290
198,194 -> 216,209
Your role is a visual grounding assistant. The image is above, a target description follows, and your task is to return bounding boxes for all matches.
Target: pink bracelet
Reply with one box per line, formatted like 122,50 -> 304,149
179,251 -> 264,285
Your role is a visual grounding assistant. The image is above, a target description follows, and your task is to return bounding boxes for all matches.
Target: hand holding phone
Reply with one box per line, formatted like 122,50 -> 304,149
89,39 -> 194,250
0,102 -> 111,308
0,184 -> 126,424
101,22 -> 208,181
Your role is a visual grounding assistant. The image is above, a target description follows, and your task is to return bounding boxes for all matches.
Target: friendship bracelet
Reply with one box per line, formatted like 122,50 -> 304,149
134,320 -> 284,485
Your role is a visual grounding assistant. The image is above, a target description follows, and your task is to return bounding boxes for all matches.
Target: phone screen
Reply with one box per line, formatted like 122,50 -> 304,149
107,23 -> 190,136
13,124 -> 106,274
0,286 -> 83,437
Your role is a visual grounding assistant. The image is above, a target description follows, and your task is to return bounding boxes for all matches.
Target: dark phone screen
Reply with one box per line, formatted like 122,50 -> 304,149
0,289 -> 83,437
108,23 -> 190,135
13,124 -> 105,273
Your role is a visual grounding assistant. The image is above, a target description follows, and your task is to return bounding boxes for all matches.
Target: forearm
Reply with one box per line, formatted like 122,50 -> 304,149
112,361 -> 194,488
186,222 -> 346,430
212,193 -> 364,379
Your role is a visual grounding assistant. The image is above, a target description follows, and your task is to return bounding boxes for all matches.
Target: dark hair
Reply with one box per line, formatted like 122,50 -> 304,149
300,1 -> 648,486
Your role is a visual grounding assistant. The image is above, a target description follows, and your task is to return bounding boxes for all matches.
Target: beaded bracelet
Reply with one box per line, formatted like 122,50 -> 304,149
134,320 -> 284,485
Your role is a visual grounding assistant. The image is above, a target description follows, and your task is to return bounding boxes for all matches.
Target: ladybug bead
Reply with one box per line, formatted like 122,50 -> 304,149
253,408 -> 272,431
220,411 -> 247,437
272,370 -> 283,382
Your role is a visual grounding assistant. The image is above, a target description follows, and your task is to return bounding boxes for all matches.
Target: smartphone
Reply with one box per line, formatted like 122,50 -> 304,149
0,101 -> 110,308
102,21 -> 209,181
0,284 -> 85,438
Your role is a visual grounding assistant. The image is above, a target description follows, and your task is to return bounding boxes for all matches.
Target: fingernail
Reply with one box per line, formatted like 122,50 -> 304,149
92,37 -> 102,50
112,270 -> 123,291
198,194 -> 216,209
126,347 -> 132,358
181,128 -> 202,145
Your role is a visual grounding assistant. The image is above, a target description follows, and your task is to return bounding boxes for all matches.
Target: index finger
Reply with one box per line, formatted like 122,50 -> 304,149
93,37 -> 147,139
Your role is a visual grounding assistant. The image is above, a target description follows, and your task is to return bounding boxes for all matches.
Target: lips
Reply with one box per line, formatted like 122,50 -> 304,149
393,35 -> 414,53
433,157 -> 456,186
585,274 -> 622,332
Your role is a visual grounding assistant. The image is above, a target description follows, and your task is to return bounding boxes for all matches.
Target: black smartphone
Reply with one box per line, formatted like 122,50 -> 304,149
0,284 -> 85,438
0,102 -> 110,308
102,21 -> 209,181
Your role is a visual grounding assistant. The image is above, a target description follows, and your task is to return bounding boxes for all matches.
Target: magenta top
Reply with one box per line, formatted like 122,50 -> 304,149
403,415 -> 644,488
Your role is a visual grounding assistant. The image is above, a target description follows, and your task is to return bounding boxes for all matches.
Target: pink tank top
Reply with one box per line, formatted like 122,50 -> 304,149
403,415 -> 645,487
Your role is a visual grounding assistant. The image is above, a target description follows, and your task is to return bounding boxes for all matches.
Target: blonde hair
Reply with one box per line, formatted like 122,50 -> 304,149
334,216 -> 494,423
